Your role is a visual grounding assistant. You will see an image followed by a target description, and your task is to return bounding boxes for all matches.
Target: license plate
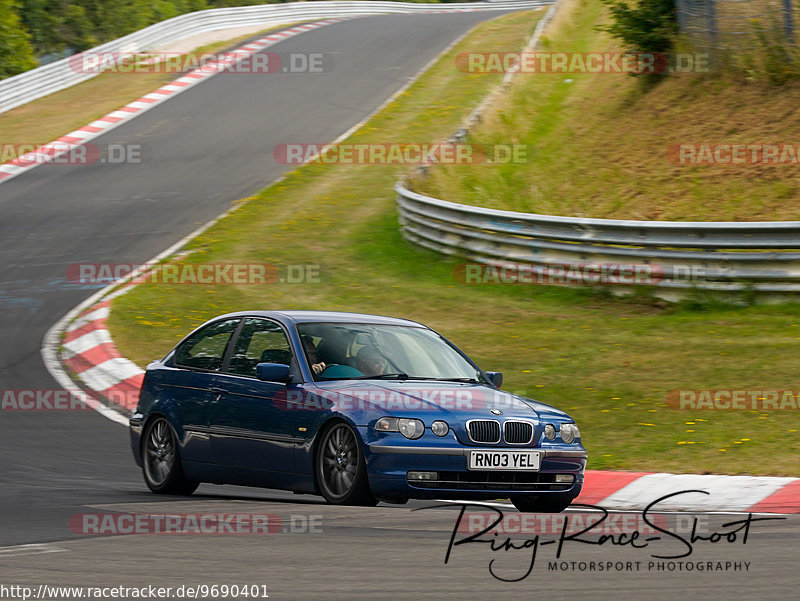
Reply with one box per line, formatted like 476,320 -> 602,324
468,450 -> 541,471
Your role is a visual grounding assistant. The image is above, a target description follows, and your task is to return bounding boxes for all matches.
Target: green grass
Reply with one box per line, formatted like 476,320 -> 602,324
106,7 -> 800,476
415,0 -> 800,221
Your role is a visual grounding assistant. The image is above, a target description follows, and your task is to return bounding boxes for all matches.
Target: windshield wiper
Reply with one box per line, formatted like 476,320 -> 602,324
347,374 -> 484,382
353,373 -> 414,380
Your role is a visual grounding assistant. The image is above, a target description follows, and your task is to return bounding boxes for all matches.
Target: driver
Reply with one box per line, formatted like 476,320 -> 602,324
302,335 -> 327,375
355,345 -> 388,376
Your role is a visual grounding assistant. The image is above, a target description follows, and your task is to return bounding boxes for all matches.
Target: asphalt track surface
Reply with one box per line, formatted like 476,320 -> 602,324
0,10 -> 795,601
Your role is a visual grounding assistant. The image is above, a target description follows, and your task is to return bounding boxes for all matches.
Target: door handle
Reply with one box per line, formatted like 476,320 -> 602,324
210,387 -> 227,401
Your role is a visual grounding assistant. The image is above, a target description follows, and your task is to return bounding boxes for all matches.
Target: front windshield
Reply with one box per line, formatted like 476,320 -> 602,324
296,322 -> 488,383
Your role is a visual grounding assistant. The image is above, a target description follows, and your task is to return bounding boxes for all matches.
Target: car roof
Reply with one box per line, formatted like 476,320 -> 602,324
212,310 -> 426,328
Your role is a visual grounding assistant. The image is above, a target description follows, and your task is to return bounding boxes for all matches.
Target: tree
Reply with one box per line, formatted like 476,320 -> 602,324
0,0 -> 38,79
63,3 -> 96,51
600,0 -> 678,54
19,0 -> 65,56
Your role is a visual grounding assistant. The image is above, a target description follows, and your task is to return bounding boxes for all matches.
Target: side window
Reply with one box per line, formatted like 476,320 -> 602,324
174,318 -> 240,371
227,318 -> 292,378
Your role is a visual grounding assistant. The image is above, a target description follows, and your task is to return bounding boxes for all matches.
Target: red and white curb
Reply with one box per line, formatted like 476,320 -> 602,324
61,295 -> 143,412
575,470 -> 800,514
55,301 -> 800,514
0,19 -> 341,185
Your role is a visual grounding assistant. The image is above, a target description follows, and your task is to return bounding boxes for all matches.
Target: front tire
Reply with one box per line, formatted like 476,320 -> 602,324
511,494 -> 572,513
142,417 -> 198,495
316,422 -> 376,506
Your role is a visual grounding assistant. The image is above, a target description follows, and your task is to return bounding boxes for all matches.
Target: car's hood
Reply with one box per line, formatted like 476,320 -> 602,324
311,380 -> 573,423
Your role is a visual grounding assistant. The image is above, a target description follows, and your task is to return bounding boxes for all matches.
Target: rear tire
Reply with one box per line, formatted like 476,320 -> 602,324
316,422 -> 376,506
142,417 -> 198,495
511,494 -> 572,513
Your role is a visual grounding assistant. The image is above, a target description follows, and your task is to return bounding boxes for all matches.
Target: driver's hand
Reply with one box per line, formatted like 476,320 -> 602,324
312,362 -> 326,375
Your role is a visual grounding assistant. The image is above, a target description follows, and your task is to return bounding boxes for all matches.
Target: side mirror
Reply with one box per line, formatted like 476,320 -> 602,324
485,371 -> 503,388
256,362 -> 291,383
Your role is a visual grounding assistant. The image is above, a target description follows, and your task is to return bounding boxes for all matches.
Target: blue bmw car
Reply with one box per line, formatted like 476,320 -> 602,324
130,311 -> 587,512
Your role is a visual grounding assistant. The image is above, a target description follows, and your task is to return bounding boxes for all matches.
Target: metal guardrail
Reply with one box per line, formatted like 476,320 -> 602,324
0,1 -> 550,115
396,181 -> 800,293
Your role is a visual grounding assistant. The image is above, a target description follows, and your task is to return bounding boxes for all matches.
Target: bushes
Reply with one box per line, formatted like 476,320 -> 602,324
12,0 -> 277,60
738,13 -> 800,84
0,0 -> 37,78
600,0 -> 678,54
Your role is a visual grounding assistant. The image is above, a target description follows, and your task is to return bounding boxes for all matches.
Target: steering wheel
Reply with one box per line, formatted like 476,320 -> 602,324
319,364 -> 364,378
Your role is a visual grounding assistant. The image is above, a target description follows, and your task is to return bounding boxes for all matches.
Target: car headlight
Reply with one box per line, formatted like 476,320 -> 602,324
560,423 -> 580,444
544,424 -> 556,440
375,417 -> 398,432
398,418 -> 424,440
374,417 -> 425,440
431,420 -> 449,437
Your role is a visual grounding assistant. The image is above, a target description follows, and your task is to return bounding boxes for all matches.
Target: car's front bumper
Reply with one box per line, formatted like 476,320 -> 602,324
363,438 -> 587,500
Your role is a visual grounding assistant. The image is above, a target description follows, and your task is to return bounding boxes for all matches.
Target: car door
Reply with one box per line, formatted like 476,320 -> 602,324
209,317 -> 301,475
165,317 -> 241,464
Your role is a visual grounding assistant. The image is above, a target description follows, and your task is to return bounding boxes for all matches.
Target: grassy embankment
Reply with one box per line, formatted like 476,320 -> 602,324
416,0 -> 800,221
